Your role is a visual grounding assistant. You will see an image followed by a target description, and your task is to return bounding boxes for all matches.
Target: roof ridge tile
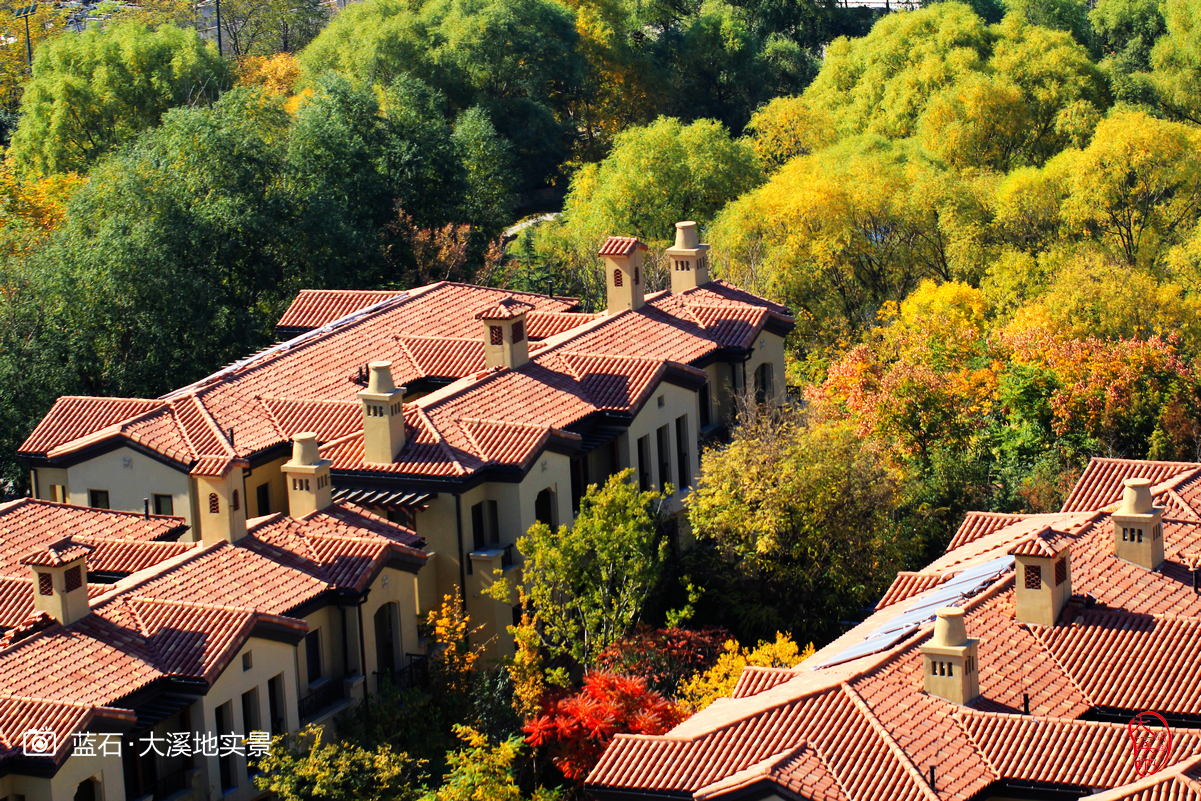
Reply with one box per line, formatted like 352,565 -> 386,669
839,682 -> 939,801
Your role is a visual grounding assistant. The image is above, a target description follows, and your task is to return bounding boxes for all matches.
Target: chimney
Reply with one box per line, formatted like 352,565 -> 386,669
194,463 -> 248,546
282,433 -> 334,517
1012,535 -> 1072,627
918,607 -> 980,705
1112,477 -> 1164,571
665,221 -> 711,293
475,297 -> 533,370
356,361 -> 406,465
598,236 -> 648,314
20,539 -> 93,626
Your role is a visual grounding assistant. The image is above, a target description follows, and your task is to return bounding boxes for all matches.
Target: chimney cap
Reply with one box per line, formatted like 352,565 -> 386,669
475,296 -> 535,321
931,607 -> 969,648
286,432 -> 326,470
673,221 -> 701,250
1119,477 -> 1157,516
19,537 -> 93,567
362,361 -> 402,397
598,236 -> 648,258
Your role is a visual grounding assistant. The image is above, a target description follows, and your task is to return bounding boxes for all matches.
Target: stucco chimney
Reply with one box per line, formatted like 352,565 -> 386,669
1012,535 -> 1072,627
20,539 -> 93,626
918,607 -> 980,705
475,297 -> 533,370
598,236 -> 648,314
665,221 -> 711,293
357,361 -> 406,465
282,433 -> 333,517
1112,477 -> 1164,571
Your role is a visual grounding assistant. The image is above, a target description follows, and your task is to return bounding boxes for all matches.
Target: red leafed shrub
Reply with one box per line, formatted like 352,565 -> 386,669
594,626 -> 730,697
524,672 -> 684,780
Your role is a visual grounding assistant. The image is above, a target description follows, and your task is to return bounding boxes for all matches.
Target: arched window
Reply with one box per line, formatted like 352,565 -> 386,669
613,268 -> 623,287
209,493 -> 219,514
232,490 -> 240,512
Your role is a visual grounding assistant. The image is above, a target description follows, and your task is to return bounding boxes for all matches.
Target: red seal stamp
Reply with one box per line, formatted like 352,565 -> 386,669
1128,711 -> 1173,777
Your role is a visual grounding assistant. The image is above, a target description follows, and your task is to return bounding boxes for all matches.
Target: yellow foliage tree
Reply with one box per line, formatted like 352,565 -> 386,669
679,633 -> 813,713
425,591 -> 480,694
0,3 -> 66,111
743,96 -> 835,173
237,52 -> 301,98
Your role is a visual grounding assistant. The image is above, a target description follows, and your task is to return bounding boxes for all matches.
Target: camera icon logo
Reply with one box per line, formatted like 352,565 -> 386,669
23,728 -> 57,757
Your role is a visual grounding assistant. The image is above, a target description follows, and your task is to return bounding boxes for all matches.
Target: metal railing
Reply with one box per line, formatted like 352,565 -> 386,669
376,653 -> 431,691
299,679 -> 346,720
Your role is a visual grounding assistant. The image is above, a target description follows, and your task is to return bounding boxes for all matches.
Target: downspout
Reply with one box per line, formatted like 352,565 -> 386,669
357,595 -> 368,694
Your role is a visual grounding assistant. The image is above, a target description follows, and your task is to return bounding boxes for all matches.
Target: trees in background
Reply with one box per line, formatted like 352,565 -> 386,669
10,21 -> 229,174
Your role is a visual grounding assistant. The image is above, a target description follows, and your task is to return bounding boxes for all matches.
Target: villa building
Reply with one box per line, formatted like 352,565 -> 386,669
0,460 -> 426,801
587,457 -> 1201,801
16,222 -> 793,662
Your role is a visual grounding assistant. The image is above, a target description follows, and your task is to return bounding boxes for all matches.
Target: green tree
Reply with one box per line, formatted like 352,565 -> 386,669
515,469 -> 669,665
10,22 -> 228,175
687,404 -> 912,642
255,724 -> 425,801
1002,0 -> 1093,46
423,726 -> 559,801
1147,0 -> 1201,124
218,0 -> 327,59
562,116 -> 762,246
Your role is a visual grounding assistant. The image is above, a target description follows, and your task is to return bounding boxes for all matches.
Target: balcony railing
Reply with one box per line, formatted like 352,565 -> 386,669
376,653 -> 431,691
299,679 -> 346,720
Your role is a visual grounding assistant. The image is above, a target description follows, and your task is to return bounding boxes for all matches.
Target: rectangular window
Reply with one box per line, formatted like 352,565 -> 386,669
471,502 -> 486,551
216,701 -> 236,791
675,415 -> 690,490
1025,564 -> 1042,590
487,500 -> 500,545
242,688 -> 260,777
268,674 -> 285,736
88,489 -> 109,509
152,494 -> 174,516
656,425 -> 672,490
637,436 -> 652,493
699,383 -> 711,428
305,630 -> 322,683
50,484 -> 67,503
570,456 -> 589,513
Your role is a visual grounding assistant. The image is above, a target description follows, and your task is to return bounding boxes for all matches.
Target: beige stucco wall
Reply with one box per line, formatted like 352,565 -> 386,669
298,605 -> 347,693
744,331 -> 788,407
197,635 -> 300,801
59,447 -> 191,526
626,380 -> 701,511
360,565 -> 423,693
31,466 -> 69,502
244,454 -> 290,518
0,750 -> 124,801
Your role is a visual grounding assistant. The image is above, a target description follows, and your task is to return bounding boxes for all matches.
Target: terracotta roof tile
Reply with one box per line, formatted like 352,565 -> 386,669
1062,458 -> 1200,513
527,311 -> 601,339
877,572 -> 947,610
731,667 -> 803,699
19,397 -> 163,455
276,289 -> 403,331
597,236 -> 646,257
19,539 -> 92,567
949,512 -> 1028,550
474,296 -> 535,320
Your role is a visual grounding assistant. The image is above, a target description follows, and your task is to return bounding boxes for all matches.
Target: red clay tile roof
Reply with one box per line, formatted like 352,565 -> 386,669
1081,755 -> 1201,800
877,572 -> 947,610
19,539 -> 93,567
730,666 -> 802,699
474,296 -> 534,320
1008,525 -> 1074,557
526,311 -> 600,339
1062,458 -> 1201,513
598,236 -> 647,257
948,512 -> 1027,550
590,459 -> 1201,800
0,697 -> 133,763
19,397 -> 164,455
276,289 -> 403,331
24,281 -> 790,484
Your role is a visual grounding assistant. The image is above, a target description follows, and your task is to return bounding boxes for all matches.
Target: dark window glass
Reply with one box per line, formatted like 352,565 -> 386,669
257,484 -> 271,515
88,489 -> 109,509
305,630 -> 322,682
152,494 -> 174,516
656,426 -> 671,489
675,416 -> 690,490
471,503 -> 486,551
637,436 -> 652,493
